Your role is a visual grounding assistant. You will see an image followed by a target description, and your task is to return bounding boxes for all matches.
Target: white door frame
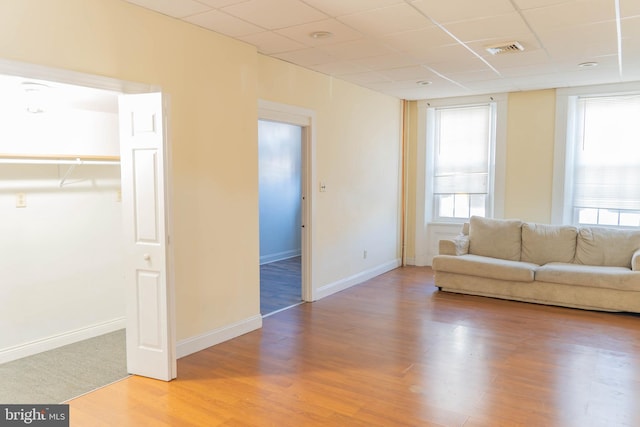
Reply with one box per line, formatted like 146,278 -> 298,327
0,58 -> 176,377
258,99 -> 316,302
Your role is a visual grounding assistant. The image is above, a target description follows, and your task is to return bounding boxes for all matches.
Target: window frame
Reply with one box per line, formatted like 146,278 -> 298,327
424,94 -> 505,223
552,82 -> 640,227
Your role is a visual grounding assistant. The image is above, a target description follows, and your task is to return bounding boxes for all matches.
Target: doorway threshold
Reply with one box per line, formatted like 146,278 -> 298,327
262,301 -> 305,319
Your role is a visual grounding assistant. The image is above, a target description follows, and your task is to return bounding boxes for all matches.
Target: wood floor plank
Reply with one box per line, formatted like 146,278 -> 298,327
69,267 -> 640,426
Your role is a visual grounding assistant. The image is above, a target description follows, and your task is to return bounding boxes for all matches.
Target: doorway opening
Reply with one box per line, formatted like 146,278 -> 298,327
258,120 -> 303,316
0,59 -> 175,401
0,72 -> 128,402
257,100 -> 315,316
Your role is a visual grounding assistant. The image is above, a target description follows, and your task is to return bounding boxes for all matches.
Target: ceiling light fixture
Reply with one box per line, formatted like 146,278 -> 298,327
578,61 -> 599,68
416,80 -> 432,86
309,31 -> 333,40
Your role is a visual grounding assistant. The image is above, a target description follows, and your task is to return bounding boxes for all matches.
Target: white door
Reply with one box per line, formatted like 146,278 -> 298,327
119,92 -> 176,381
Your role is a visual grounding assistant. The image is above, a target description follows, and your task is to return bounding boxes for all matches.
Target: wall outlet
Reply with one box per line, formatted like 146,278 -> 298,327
16,193 -> 27,208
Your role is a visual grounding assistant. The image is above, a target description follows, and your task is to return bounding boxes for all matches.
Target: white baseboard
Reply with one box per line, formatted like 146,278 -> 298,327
176,314 -> 263,359
0,318 -> 126,364
314,258 -> 401,301
404,256 -> 416,266
260,249 -> 301,265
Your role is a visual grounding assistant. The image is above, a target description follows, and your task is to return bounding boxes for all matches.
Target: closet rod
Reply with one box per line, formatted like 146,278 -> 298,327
0,158 -> 119,165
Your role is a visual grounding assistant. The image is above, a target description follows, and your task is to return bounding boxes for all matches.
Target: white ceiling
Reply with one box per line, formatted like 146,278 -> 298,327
124,0 -> 640,100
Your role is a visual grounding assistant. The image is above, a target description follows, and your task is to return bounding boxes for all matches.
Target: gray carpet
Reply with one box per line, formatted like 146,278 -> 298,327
0,329 -> 128,404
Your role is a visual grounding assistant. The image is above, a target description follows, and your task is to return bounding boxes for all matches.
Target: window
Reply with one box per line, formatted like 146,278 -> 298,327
562,91 -> 640,227
427,100 -> 497,222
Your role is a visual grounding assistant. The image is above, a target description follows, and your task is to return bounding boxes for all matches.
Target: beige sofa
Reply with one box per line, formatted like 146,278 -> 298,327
432,216 -> 640,313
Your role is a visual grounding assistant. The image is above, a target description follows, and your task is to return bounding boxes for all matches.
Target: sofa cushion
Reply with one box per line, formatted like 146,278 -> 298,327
469,216 -> 523,261
575,227 -> 640,268
521,223 -> 577,265
536,262 -> 640,292
432,254 -> 536,282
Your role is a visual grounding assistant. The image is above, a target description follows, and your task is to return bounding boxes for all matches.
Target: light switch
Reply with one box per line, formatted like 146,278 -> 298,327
16,193 -> 27,208
319,182 -> 327,192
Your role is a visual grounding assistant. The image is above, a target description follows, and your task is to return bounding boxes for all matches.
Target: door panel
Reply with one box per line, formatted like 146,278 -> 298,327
119,92 -> 175,381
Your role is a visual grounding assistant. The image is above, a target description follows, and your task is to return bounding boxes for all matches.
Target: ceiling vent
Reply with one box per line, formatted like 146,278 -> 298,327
485,41 -> 524,55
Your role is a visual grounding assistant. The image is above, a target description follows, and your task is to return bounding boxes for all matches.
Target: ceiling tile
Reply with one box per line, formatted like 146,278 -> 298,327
318,40 -> 397,60
196,0 -> 250,7
410,0 -> 516,23
221,0 -> 328,30
338,3 -> 431,36
444,68 -> 506,83
537,21 -> 618,60
272,47 -> 336,66
125,0 -> 211,18
274,19 -> 363,46
184,10 -> 265,37
512,0 -> 580,10
377,65 -> 438,82
382,26 -> 457,53
300,0 -> 405,17
404,43 -> 476,66
442,12 -> 533,43
338,71 -> 391,85
351,53 -> 423,70
521,0 -> 616,31
310,61 -> 372,76
620,0 -> 640,18
238,31 -> 307,54
621,16 -> 640,38
426,56 -> 494,74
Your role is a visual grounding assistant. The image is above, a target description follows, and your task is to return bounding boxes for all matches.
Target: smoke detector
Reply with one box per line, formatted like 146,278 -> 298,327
485,41 -> 524,55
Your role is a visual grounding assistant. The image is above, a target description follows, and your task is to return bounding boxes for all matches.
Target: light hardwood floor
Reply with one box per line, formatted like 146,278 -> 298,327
69,267 -> 640,426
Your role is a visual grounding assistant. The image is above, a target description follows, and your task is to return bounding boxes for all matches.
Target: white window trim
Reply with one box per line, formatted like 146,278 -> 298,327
413,93 -> 507,266
552,81 -> 640,225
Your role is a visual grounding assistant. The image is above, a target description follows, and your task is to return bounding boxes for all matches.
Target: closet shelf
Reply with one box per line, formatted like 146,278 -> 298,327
0,154 -> 121,187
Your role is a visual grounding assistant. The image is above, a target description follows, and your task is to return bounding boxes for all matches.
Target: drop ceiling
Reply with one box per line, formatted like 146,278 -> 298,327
124,0 -> 640,100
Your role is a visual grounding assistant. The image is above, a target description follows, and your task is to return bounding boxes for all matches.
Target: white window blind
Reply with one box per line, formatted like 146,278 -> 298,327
573,96 -> 640,211
434,105 -> 491,195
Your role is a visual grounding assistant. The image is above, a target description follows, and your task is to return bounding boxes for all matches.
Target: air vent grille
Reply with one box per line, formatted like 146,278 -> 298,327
485,41 -> 524,55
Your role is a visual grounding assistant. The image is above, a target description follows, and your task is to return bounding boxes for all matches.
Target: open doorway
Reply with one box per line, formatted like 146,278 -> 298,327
258,120 -> 303,316
0,62 -> 175,401
0,73 -> 128,402
257,100 -> 315,314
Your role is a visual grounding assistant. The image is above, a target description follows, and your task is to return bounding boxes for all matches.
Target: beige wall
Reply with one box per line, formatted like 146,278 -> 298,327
0,0 -> 403,344
402,101 -> 419,263
504,90 -> 557,223
257,56 -> 403,287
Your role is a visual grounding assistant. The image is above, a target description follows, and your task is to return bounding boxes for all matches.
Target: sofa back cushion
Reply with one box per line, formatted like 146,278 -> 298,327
575,226 -> 640,268
469,216 -> 522,261
521,223 -> 577,265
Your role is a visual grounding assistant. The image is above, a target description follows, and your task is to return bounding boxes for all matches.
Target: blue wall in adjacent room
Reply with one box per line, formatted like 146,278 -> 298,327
258,120 -> 302,264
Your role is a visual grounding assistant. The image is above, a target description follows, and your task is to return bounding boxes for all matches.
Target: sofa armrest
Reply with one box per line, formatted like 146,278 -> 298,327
439,235 -> 470,256
633,249 -> 640,271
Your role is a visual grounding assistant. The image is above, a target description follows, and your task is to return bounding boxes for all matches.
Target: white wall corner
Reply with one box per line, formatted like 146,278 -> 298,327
0,318 -> 126,365
404,256 -> 417,266
176,315 -> 262,359
314,259 -> 401,300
